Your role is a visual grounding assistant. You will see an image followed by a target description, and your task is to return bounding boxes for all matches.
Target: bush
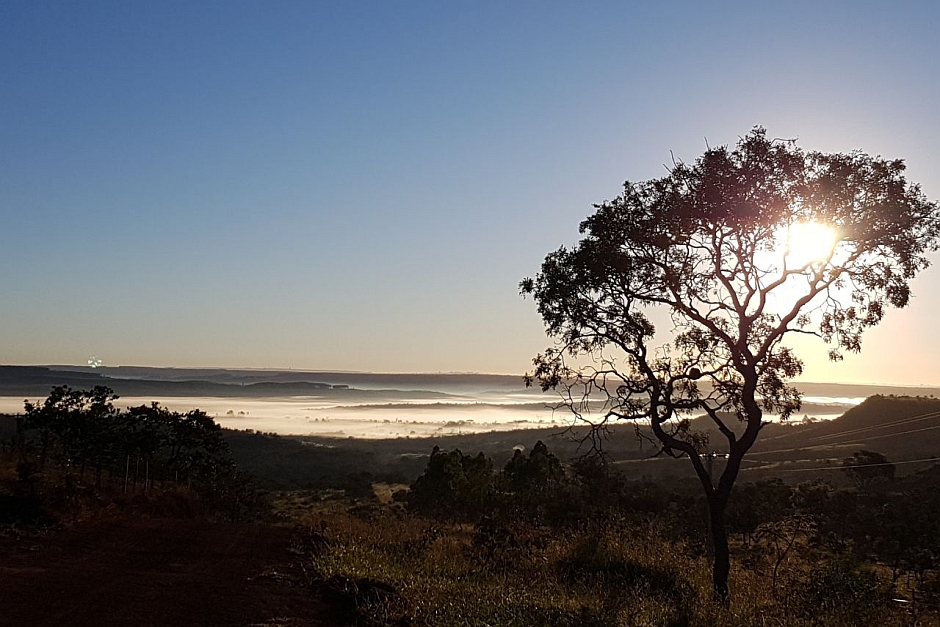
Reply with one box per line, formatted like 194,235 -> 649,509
790,557 -> 891,624
319,574 -> 412,627
557,530 -> 695,608
406,447 -> 494,520
470,515 -> 552,573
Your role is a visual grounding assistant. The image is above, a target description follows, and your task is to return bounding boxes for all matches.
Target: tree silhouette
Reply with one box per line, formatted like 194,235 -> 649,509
22,389 -> 237,494
502,441 -> 566,497
522,128 -> 940,599
408,447 -> 494,519
841,449 -> 895,488
23,385 -> 120,480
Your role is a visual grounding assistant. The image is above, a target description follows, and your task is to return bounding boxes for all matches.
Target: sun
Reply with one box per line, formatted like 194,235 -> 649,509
783,222 -> 839,268
759,221 -> 842,317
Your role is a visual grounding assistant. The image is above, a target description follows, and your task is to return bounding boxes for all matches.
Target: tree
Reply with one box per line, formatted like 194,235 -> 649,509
502,441 -> 566,496
408,447 -> 495,519
500,441 -> 568,522
521,128 -> 940,599
841,449 -> 895,488
23,385 -> 120,480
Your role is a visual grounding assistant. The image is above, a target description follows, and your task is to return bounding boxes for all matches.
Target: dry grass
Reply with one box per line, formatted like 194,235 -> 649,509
282,498 -> 932,627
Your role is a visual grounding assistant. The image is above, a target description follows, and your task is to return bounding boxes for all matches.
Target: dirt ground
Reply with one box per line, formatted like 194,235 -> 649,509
0,517 -> 334,627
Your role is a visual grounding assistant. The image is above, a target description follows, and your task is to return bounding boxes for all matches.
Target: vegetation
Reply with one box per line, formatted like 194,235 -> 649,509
4,387 -> 940,624
286,438 -> 940,626
3,385 -> 264,524
841,450 -> 895,488
407,446 -> 495,518
522,128 -> 940,598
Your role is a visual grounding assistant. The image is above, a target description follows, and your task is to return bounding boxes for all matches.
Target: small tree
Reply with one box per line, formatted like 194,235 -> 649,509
522,128 -> 940,599
502,441 -> 566,496
842,450 -> 895,488
408,446 -> 494,519
23,385 -> 120,479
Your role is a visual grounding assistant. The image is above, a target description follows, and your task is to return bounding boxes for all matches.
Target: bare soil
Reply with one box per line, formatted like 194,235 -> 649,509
0,517 -> 334,627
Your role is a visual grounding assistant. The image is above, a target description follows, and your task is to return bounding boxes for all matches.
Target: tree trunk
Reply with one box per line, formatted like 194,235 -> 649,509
708,494 -> 731,603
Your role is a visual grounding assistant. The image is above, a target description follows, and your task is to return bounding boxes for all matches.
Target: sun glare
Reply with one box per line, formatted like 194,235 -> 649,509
784,222 -> 838,268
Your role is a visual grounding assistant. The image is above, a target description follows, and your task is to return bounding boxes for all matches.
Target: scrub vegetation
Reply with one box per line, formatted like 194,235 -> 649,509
284,432 -> 940,627
2,390 -> 940,625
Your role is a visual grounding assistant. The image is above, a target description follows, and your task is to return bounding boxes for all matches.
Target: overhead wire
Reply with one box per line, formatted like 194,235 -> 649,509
806,410 -> 940,442
740,456 -> 939,474
613,414 -> 940,472
749,412 -> 940,457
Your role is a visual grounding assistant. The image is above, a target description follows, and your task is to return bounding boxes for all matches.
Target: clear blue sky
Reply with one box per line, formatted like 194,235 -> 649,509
2,1 -> 940,384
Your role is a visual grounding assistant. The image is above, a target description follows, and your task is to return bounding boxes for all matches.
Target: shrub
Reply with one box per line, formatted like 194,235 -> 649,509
557,530 -> 695,609
407,447 -> 494,520
320,574 -> 412,627
790,557 -> 891,624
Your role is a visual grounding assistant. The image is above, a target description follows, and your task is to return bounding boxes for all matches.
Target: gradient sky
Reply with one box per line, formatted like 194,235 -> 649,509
2,1 -> 940,384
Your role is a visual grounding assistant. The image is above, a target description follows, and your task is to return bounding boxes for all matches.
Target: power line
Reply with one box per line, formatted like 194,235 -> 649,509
807,410 -> 940,442
612,415 -> 940,471
750,420 -> 940,458
831,423 -> 940,445
755,408 -> 940,450
741,456 -> 939,474
614,454 -> 940,475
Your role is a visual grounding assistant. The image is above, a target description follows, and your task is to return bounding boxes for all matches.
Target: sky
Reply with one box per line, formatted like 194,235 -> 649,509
2,1 -> 940,385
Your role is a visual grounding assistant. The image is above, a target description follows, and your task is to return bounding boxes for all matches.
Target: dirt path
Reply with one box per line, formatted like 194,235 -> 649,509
0,517 -> 333,627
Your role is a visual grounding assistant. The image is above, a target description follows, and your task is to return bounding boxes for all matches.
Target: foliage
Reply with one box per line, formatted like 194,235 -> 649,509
24,385 -> 120,483
406,446 -> 495,519
841,449 -> 895,488
790,557 -> 892,625
223,429 -> 421,492
557,529 -> 695,608
301,507 -> 704,627
502,441 -> 566,496
725,478 -> 794,541
522,127 -> 940,597
11,386 -> 264,521
294,501 -> 925,627
751,515 -> 816,595
23,387 -> 232,490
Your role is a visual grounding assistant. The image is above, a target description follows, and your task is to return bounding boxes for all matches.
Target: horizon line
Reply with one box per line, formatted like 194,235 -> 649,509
6,363 -> 940,389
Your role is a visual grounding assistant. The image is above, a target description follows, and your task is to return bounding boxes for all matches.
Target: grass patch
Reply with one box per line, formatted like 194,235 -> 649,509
285,499 -> 927,627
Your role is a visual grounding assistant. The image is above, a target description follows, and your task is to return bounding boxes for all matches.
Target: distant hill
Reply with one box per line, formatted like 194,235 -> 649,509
802,394 -> 940,434
12,365 -> 940,398
702,394 -> 940,485
0,365 -> 108,386
0,366 -> 454,401
794,381 -> 940,399
40,365 -> 529,394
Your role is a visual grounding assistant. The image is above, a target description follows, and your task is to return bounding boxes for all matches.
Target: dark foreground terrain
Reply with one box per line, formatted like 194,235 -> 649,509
3,392 -> 940,626
0,517 -> 331,627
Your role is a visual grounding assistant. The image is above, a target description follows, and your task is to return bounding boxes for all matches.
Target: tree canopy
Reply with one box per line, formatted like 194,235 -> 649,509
842,450 -> 895,488
522,127 -> 940,598
23,386 -> 233,490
